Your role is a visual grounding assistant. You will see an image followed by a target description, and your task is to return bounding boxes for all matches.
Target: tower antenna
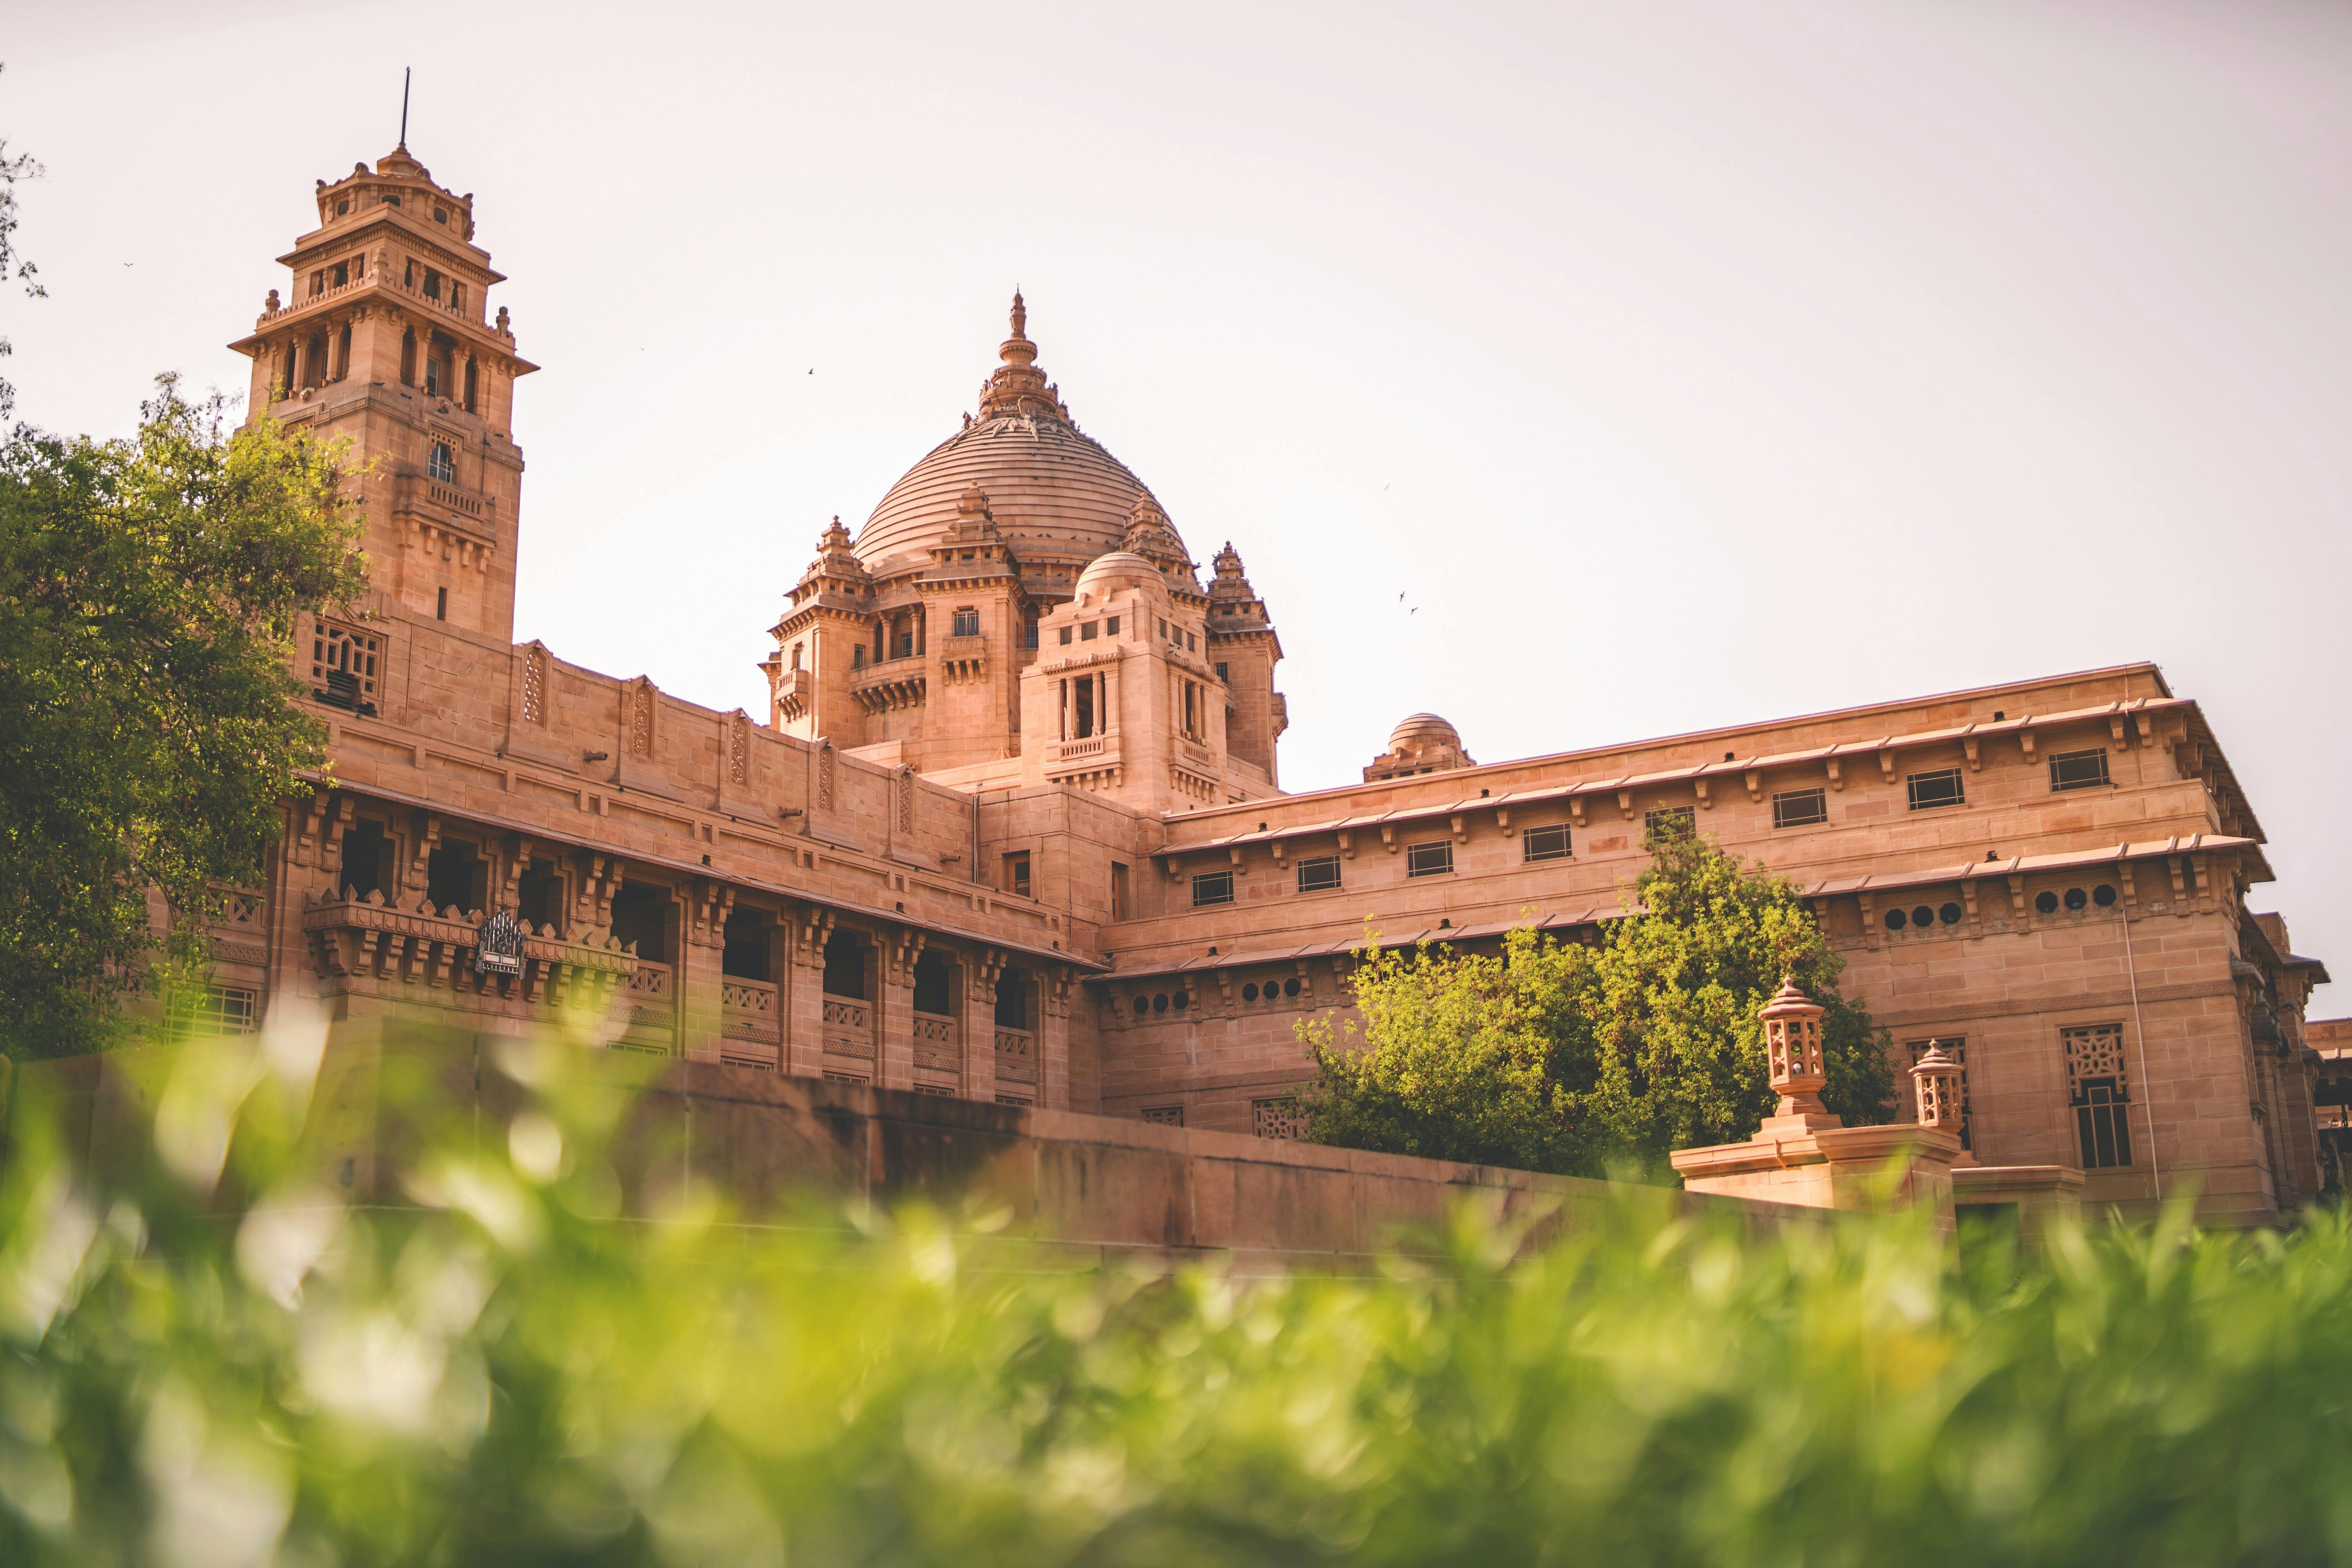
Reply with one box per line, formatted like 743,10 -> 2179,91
399,67 -> 410,148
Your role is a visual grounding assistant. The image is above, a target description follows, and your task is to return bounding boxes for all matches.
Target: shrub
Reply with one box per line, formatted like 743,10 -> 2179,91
2,1028 -> 2348,1566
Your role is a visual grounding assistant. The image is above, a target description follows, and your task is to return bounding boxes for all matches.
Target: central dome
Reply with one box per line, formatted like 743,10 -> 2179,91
852,294 -> 1189,583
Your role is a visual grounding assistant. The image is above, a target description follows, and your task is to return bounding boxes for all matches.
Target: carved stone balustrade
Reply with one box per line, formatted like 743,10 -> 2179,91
301,888 -> 633,1017
995,1026 -> 1037,1094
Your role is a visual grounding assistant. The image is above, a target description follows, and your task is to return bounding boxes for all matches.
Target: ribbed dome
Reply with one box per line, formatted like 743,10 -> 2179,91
1074,550 -> 1163,599
851,294 -> 1186,579
1389,713 -> 1462,751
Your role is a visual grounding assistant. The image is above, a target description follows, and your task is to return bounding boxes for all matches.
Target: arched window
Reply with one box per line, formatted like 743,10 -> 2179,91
428,443 -> 455,483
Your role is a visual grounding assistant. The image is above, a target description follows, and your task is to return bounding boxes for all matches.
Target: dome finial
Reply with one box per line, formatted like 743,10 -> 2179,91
1010,289 -> 1027,341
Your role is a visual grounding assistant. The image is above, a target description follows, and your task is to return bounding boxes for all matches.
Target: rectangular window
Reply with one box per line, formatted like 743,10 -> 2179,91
311,621 -> 383,712
170,984 -> 258,1036
1106,615 -> 1120,635
1252,1097 -> 1306,1141
1522,824 -> 1572,862
1141,1105 -> 1184,1127
851,645 -> 866,669
1002,851 -> 1031,898
2062,1024 -> 2133,1169
1111,861 -> 1132,920
1907,768 -> 1966,811
2050,748 -> 2111,792
1773,787 -> 1829,829
1158,617 -> 1168,639
1186,631 -> 1197,651
1058,626 -> 1073,645
1405,841 -> 1454,877
1644,806 -> 1696,844
1192,870 -> 1235,907
1080,621 -> 1098,641
1024,618 -> 1039,650
1295,855 -> 1342,893
951,608 -> 979,637
1216,662 -> 1229,682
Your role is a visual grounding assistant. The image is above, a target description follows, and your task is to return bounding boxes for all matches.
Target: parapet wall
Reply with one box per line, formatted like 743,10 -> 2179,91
23,1035 -> 1810,1271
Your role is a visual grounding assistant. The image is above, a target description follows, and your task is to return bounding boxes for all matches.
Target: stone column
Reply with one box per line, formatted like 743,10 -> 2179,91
965,948 -> 1003,1103
784,906 -> 833,1078
1039,964 -> 1072,1109
677,880 -> 728,1063
875,927 -> 919,1090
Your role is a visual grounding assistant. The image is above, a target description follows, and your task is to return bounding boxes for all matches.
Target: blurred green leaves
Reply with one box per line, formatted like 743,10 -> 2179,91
3,1025 -> 2350,1566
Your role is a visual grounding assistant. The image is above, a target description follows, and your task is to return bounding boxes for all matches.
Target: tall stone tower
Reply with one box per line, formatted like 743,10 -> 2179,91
229,145 -> 535,643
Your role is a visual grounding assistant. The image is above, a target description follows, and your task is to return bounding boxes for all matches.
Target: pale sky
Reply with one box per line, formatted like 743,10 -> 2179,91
7,0 -> 2347,1007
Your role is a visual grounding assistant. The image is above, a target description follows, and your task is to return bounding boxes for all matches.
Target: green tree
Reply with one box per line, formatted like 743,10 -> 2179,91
0,378 -> 368,1058
1299,824 -> 1896,1177
0,64 -> 45,419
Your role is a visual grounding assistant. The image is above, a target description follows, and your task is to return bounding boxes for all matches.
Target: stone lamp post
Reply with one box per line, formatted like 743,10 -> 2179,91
1762,975 -> 1832,1124
1671,975 -> 1962,1222
1910,1041 -> 1975,1169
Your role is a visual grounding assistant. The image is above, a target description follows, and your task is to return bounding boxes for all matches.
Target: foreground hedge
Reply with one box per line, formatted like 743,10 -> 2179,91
3,1028 -> 2350,1566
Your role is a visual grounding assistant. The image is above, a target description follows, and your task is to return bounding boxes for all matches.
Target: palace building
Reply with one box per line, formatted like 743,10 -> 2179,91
219,143 -> 2332,1224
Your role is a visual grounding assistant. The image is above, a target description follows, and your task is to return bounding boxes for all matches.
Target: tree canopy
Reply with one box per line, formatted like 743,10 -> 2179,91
0,379 -> 368,1057
1299,825 -> 1897,1177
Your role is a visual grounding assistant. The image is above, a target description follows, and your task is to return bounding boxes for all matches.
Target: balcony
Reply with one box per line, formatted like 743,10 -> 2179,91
913,1012 -> 960,1082
1043,735 -> 1120,789
849,656 -> 926,715
994,1027 -> 1037,1090
618,962 -> 675,1053
822,994 -> 875,1076
300,888 -> 634,1016
721,978 -> 781,1070
938,633 -> 987,685
773,667 -> 812,722
391,473 -> 497,537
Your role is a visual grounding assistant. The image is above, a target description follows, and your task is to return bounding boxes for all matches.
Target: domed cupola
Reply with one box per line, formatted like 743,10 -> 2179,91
1365,713 -> 1475,782
851,294 -> 1184,590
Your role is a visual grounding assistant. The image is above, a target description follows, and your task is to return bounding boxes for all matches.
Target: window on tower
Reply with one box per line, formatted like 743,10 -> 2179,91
423,268 -> 442,300
428,443 -> 455,483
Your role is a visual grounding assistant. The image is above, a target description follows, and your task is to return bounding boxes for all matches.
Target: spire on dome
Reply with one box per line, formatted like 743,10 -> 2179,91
977,291 -> 1069,422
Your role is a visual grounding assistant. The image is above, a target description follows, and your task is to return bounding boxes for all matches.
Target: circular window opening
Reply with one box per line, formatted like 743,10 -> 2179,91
2064,887 -> 2087,911
1885,909 -> 1907,931
1911,906 -> 1935,929
1131,995 -> 1149,1016
1171,991 -> 1189,1011
1940,903 -> 1963,926
1242,982 -> 1259,1002
1284,978 -> 1302,998
2093,884 -> 2118,907
1152,993 -> 1169,1013
2034,891 -> 2059,915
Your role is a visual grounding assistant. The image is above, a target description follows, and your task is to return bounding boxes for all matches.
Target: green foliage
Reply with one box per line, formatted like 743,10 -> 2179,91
1301,826 -> 1896,1177
0,64 -> 45,420
4,1031 -> 2351,1566
0,380 -> 368,1057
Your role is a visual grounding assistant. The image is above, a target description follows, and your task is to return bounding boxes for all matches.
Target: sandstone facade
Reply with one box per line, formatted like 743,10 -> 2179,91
216,143 -> 2332,1226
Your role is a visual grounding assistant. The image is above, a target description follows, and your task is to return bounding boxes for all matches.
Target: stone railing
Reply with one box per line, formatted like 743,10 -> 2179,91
913,1012 -> 958,1076
615,961 -> 675,1053
995,1027 -> 1036,1087
1051,737 -> 1110,762
300,889 -> 632,1013
823,995 -> 874,1065
392,474 -> 496,538
849,657 -> 926,715
722,978 -> 781,1043
255,273 -> 366,327
773,667 -> 812,721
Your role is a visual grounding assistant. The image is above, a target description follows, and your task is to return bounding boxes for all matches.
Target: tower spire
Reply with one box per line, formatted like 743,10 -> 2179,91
399,67 -> 410,150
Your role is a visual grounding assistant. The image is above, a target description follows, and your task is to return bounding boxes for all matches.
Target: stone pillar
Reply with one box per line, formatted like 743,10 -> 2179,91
1040,964 -> 1072,1109
783,906 -> 833,1078
677,880 -> 729,1063
965,948 -> 1003,1103
876,927 -> 919,1091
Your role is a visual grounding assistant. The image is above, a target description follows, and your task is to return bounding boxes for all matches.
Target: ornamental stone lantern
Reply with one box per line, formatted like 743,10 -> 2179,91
1761,974 -> 1831,1122
1671,975 -> 1962,1223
